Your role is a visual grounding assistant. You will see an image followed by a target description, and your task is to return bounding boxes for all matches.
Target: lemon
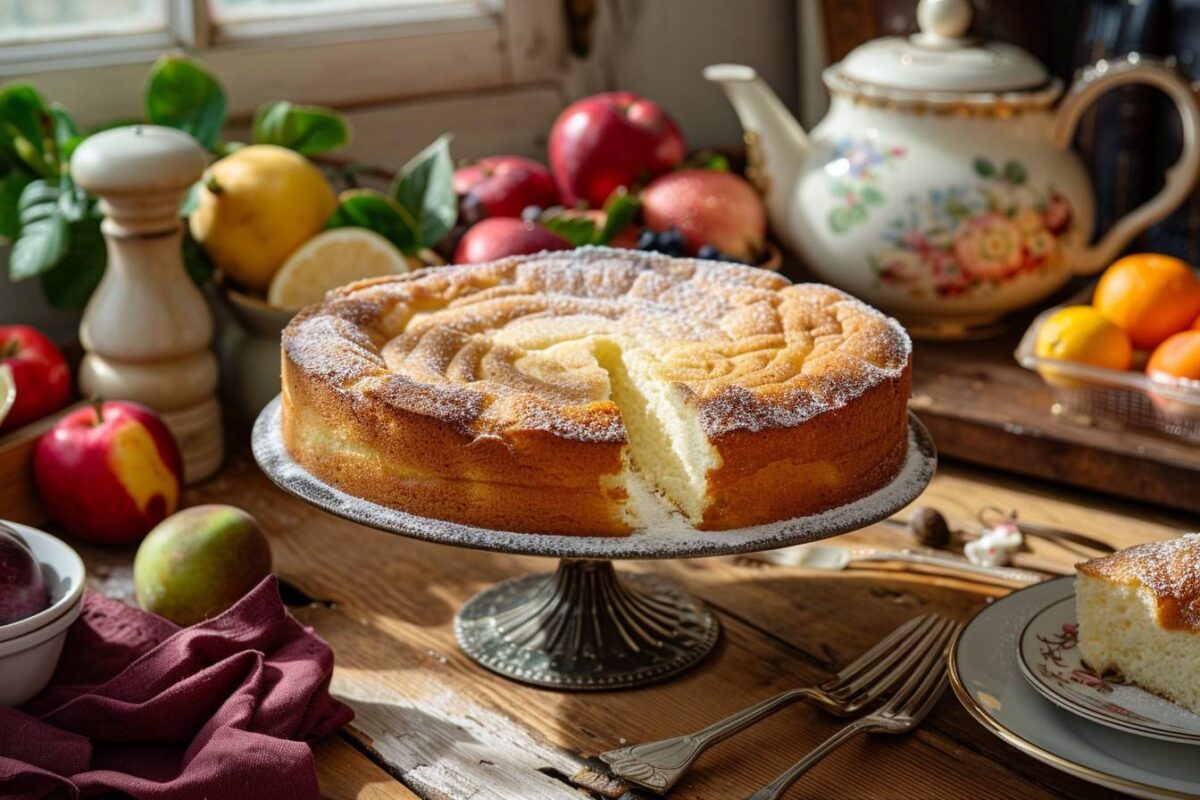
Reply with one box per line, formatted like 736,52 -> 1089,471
267,228 -> 410,309
1034,305 -> 1132,387
0,365 -> 14,428
189,145 -> 337,291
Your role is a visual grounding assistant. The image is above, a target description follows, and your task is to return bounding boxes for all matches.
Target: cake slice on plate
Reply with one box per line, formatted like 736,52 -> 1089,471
1076,535 -> 1200,714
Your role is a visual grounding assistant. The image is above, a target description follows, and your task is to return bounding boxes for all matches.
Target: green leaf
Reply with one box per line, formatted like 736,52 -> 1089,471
50,105 -> 82,165
542,215 -> 597,247
972,157 -> 996,178
179,180 -> 201,217
861,186 -> 884,206
252,101 -> 351,155
1003,160 -> 1026,185
682,150 -> 730,171
326,189 -> 420,253
829,207 -> 853,234
0,172 -> 32,242
598,192 -> 640,245
10,179 -> 68,280
0,84 -> 54,176
40,216 -> 105,310
391,134 -> 457,248
182,227 -> 214,287
144,55 -> 227,150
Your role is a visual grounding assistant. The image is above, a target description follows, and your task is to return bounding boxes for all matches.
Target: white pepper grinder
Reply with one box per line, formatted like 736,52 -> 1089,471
71,125 -> 223,482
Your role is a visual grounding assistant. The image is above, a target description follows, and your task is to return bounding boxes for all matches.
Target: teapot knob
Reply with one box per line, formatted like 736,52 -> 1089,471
916,0 -> 972,42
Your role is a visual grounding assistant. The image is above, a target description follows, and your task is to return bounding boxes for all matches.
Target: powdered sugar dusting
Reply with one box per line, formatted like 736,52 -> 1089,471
252,397 -> 935,557
283,247 -> 912,441
1080,535 -> 1200,631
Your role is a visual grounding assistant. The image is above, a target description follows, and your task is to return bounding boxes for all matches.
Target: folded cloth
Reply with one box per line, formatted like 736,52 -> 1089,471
0,576 -> 353,800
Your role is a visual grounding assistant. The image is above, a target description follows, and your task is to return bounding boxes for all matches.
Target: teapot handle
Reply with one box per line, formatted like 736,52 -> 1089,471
1051,54 -> 1200,275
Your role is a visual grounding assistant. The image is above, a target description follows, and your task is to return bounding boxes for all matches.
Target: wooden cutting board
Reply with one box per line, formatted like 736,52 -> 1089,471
909,332 -> 1200,514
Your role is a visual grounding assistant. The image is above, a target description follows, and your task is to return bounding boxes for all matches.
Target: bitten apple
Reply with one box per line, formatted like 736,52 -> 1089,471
0,325 -> 71,433
549,92 -> 686,208
641,169 -> 767,261
33,401 -> 183,544
453,218 -> 572,264
454,156 -> 560,221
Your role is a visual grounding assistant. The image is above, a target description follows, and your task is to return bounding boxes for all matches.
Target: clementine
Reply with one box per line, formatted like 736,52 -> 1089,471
1092,254 -> 1200,349
1146,330 -> 1200,383
1034,306 -> 1133,387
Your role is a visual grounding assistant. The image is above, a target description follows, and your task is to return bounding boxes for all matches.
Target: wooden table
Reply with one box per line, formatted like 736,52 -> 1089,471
77,445 -> 1193,800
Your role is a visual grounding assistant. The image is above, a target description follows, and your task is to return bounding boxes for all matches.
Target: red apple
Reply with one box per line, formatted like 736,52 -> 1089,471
0,524 -> 48,625
549,91 -> 686,208
453,156 -> 560,221
0,325 -> 71,433
453,218 -> 572,264
33,401 -> 183,544
641,169 -> 767,261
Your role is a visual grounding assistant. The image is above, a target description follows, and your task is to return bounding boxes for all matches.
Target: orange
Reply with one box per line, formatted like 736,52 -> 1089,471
1092,254 -> 1200,350
1034,306 -> 1133,386
1147,330 -> 1200,383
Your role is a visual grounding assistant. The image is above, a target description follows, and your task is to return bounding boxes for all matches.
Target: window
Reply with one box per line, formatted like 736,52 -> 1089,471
0,1 -> 564,132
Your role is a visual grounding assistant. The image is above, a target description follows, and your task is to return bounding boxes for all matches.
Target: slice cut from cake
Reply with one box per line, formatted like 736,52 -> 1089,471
1076,535 -> 1200,714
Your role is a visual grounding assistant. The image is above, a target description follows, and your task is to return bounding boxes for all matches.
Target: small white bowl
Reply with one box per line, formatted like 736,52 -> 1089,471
0,592 -> 83,706
0,522 -> 86,706
0,521 -> 86,643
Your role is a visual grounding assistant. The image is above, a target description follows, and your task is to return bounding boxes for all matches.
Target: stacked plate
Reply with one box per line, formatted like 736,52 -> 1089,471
951,576 -> 1200,799
0,521 -> 85,706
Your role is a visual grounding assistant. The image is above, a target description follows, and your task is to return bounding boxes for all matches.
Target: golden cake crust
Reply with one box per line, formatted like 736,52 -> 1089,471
281,248 -> 912,534
1077,535 -> 1200,631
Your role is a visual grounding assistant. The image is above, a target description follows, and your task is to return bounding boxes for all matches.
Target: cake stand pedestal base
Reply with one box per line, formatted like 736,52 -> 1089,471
454,559 -> 719,690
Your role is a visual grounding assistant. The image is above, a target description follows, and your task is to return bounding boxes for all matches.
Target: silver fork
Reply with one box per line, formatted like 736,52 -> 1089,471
745,618 -> 960,800
599,614 -> 953,794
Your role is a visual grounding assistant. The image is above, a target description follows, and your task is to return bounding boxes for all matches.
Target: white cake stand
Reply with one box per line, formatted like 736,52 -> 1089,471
252,397 -> 936,690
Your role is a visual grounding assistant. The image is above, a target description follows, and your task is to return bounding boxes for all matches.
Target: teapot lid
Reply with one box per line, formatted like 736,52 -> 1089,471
838,0 -> 1048,93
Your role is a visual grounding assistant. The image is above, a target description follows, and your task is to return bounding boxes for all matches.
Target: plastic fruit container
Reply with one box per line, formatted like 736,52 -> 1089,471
1016,308 -> 1200,442
0,521 -> 86,706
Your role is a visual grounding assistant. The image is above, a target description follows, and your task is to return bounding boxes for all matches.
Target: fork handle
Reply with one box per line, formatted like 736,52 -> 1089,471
692,686 -> 816,746
746,719 -> 868,800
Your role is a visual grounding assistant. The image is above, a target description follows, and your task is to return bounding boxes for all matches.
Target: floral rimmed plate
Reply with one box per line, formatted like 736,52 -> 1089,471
1017,590 -> 1200,745
950,576 -> 1200,800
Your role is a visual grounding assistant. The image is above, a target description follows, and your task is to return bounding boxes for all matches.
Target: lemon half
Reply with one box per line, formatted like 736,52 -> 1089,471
267,228 -> 410,309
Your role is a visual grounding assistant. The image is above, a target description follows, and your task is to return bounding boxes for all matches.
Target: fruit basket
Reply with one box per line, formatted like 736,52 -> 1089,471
1016,307 -> 1200,441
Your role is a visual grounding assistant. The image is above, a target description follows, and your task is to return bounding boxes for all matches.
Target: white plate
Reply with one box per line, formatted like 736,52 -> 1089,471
950,576 -> 1200,800
1018,590 -> 1200,744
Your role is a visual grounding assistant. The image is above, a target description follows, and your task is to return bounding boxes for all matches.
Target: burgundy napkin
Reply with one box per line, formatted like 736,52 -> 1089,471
0,576 -> 353,800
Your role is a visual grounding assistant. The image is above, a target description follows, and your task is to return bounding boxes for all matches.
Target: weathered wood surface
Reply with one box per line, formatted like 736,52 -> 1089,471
73,447 -> 1192,800
909,332 -> 1200,514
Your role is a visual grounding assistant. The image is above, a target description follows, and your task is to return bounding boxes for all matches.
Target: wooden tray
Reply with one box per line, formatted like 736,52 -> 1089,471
909,331 -> 1200,514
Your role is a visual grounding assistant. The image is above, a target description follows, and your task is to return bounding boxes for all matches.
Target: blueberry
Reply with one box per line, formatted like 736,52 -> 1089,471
658,228 -> 685,249
637,229 -> 658,250
520,205 -> 543,222
459,193 -> 487,225
697,245 -> 721,260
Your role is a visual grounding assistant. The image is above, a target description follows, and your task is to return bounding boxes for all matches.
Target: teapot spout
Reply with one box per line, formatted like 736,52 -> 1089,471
704,64 -> 808,227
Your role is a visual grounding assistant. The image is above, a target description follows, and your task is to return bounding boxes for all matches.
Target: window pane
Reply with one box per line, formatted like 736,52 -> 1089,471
209,0 -> 460,24
0,0 -> 168,45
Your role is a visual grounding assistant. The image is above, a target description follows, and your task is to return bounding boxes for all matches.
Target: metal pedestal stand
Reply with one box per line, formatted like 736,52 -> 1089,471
253,397 -> 935,690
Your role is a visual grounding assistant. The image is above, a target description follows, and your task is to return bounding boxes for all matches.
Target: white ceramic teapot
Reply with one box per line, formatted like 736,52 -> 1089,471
707,0 -> 1200,337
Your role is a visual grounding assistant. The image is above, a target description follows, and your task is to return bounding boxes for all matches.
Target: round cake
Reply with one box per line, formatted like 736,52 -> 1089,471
280,248 -> 912,535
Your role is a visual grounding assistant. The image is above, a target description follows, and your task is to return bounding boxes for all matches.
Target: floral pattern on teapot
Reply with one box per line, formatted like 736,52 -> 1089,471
825,138 -> 907,233
868,156 -> 1076,299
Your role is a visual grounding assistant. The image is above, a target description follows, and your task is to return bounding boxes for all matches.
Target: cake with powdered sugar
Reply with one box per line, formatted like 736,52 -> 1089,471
1077,535 -> 1200,714
279,248 -> 912,535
